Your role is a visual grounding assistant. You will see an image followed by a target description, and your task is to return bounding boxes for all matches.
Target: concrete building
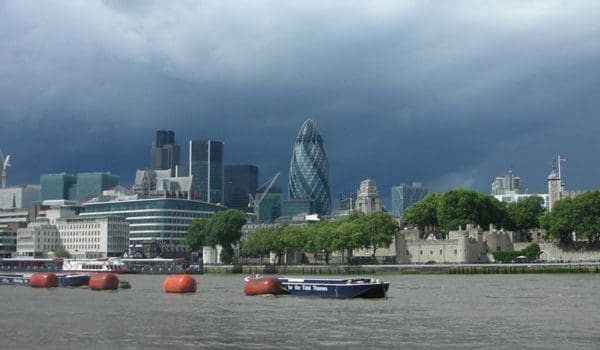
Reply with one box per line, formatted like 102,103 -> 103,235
288,119 -> 331,216
150,130 -> 181,177
15,206 -> 129,259
355,179 -> 383,214
0,185 -> 41,209
224,165 -> 258,212
390,182 -> 427,218
189,140 -> 224,204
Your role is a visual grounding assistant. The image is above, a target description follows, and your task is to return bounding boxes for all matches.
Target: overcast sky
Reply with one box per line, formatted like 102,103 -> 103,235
1,1 -> 599,207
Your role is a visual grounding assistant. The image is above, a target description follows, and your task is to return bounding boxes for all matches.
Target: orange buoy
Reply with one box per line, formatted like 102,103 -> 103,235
163,274 -> 197,293
243,276 -> 284,296
29,273 -> 59,288
88,273 -> 119,290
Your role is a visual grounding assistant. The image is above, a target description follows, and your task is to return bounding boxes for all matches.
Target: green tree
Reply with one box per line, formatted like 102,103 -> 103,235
185,218 -> 209,251
403,193 -> 439,230
53,248 -> 71,258
504,195 -> 544,240
363,212 -> 398,257
436,189 -> 505,231
541,191 -> 600,243
185,209 -> 247,264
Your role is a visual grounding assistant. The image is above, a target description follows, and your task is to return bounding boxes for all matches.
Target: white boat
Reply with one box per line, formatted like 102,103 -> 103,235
61,258 -> 133,274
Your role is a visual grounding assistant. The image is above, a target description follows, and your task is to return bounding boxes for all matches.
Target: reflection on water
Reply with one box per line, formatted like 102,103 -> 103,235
0,274 -> 598,349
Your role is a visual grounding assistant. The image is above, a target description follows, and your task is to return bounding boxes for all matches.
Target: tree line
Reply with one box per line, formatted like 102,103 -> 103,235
241,211 -> 398,264
403,189 -> 600,244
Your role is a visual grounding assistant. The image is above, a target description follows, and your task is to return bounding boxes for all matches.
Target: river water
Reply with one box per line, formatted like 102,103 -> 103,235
0,273 -> 598,349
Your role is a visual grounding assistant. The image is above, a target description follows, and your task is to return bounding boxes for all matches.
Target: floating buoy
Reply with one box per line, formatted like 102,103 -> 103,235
243,276 -> 284,296
163,274 -> 197,293
89,273 -> 119,290
29,273 -> 59,288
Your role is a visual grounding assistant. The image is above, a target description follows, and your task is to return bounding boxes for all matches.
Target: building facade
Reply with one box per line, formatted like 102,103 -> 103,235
224,165 -> 258,212
41,173 -> 118,202
150,130 -> 181,176
491,170 -> 521,196
189,140 -> 224,204
288,119 -> 331,216
80,198 -> 226,248
390,182 -> 428,218
0,185 -> 41,209
355,179 -> 383,215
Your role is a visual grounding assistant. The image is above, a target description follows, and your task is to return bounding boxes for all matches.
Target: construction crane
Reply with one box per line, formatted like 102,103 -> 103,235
248,172 -> 280,219
0,149 -> 10,188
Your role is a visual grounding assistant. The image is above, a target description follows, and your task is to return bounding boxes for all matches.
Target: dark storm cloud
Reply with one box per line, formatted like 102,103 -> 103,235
1,1 -> 600,206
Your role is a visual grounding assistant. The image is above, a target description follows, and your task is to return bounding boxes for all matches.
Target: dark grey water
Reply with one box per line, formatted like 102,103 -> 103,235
0,274 -> 598,349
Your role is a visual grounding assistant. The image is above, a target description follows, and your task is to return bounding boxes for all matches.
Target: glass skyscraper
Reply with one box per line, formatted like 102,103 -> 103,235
150,130 -> 181,176
224,165 -> 258,212
189,140 -> 224,204
288,119 -> 331,216
390,182 -> 428,218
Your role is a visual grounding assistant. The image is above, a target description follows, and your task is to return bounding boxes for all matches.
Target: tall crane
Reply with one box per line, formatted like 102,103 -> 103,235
248,172 -> 280,219
0,149 -> 10,188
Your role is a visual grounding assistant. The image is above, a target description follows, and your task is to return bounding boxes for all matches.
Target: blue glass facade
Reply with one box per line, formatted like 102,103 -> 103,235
391,183 -> 428,218
189,140 -> 224,204
81,198 -> 226,246
288,119 -> 331,215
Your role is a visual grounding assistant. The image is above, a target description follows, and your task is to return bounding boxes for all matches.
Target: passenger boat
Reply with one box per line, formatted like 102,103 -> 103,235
243,275 -> 285,296
0,272 -> 90,287
278,277 -> 389,299
62,258 -> 133,274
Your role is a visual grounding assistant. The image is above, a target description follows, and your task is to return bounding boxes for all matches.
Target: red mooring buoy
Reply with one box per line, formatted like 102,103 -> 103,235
88,273 -> 119,290
29,273 -> 59,288
163,275 -> 197,293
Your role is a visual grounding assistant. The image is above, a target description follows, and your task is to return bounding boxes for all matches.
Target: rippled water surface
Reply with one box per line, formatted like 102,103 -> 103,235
1,274 -> 598,349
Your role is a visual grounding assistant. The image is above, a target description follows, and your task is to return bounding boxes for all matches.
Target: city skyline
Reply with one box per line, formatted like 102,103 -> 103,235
1,2 -> 599,206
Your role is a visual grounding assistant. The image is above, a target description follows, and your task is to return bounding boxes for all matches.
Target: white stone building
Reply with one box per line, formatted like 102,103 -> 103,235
16,207 -> 129,259
355,179 -> 383,214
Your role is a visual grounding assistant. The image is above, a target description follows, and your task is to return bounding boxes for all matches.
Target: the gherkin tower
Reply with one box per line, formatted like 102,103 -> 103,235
288,119 -> 331,215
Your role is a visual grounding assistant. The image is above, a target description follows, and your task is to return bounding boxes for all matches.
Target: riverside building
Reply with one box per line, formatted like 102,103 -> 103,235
80,197 -> 226,249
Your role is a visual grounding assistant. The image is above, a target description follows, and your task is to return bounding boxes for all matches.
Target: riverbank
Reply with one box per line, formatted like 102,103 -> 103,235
203,262 -> 600,275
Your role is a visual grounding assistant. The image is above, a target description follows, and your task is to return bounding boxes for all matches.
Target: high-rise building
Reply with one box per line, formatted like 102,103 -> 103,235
189,140 -> 224,204
391,182 -> 428,218
288,119 -> 331,216
150,130 -> 181,176
491,170 -> 521,195
224,165 -> 258,212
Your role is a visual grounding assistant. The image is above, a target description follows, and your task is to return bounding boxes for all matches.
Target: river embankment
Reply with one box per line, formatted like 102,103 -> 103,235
204,262 -> 600,275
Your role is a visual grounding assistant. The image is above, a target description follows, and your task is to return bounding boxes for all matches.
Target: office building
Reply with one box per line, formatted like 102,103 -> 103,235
132,169 -> 193,199
150,130 -> 181,176
491,170 -> 521,196
189,140 -> 224,204
75,172 -> 119,201
391,182 -> 428,218
81,197 -> 226,248
224,165 -> 258,212
41,172 -> 119,202
288,119 -> 331,216
0,185 -> 41,209
283,198 -> 314,217
41,173 -> 77,201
